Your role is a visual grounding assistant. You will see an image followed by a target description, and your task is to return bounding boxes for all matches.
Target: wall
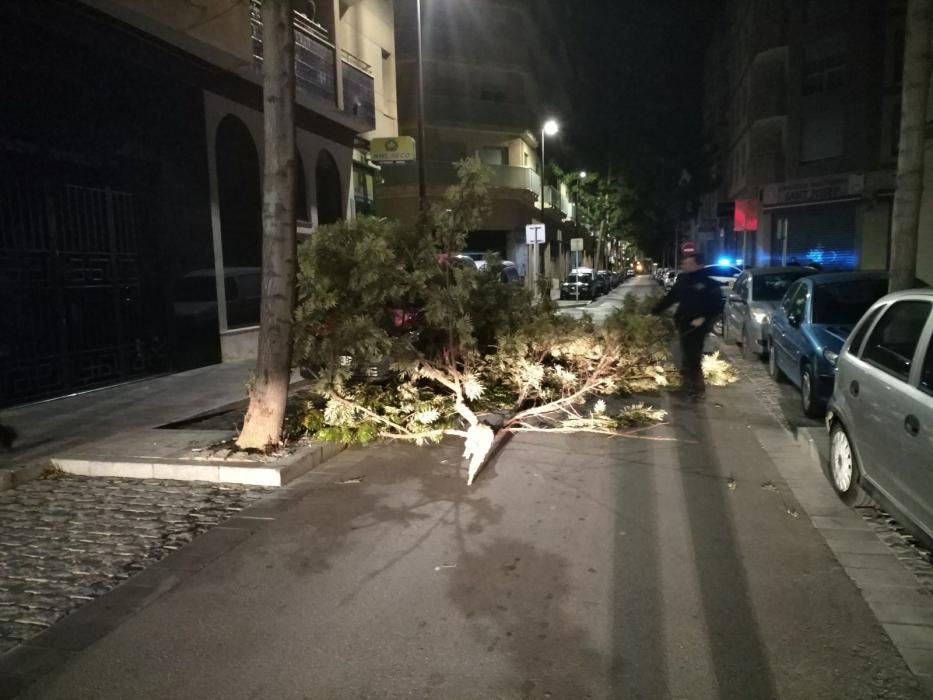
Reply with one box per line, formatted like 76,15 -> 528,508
338,0 -> 399,139
203,91 -> 352,361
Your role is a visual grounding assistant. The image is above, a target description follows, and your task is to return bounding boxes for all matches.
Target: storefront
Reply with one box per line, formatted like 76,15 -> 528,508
763,174 -> 864,270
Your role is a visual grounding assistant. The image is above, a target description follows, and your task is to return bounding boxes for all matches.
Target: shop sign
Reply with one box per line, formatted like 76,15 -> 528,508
762,174 -> 865,207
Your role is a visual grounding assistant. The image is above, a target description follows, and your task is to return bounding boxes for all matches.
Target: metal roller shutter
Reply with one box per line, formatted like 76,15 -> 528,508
770,203 -> 857,270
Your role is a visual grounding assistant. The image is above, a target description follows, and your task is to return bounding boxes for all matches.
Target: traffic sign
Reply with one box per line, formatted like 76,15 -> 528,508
525,224 -> 546,244
570,237 -> 584,252
681,241 -> 697,256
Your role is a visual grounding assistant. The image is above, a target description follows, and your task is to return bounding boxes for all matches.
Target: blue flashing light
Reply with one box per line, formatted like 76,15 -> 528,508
717,258 -> 732,266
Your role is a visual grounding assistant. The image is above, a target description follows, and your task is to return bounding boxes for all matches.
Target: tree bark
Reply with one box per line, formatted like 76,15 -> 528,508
890,0 -> 933,293
237,0 -> 297,450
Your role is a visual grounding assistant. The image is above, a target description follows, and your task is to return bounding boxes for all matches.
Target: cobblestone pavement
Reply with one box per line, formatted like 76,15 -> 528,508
716,335 -> 933,597
0,474 -> 271,654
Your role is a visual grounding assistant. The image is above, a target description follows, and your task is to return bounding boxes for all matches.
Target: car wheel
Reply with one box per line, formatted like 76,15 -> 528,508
713,318 -> 724,336
829,422 -> 874,507
800,364 -> 825,419
768,342 -> 786,383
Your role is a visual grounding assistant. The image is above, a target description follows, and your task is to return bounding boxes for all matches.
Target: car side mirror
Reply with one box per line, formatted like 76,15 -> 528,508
787,312 -> 801,328
728,292 -> 744,304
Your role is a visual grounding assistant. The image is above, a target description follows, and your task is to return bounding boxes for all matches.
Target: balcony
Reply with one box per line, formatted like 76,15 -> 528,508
250,1 -> 375,133
378,160 -> 541,197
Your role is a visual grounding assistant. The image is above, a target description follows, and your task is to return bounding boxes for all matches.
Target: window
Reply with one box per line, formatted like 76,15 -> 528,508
811,279 -> 889,324
804,0 -> 849,24
863,301 -> 932,381
753,272 -> 812,302
921,336 -> 933,396
479,147 -> 508,166
783,281 -> 808,318
803,41 -> 847,96
847,304 -> 885,357
733,274 -> 748,300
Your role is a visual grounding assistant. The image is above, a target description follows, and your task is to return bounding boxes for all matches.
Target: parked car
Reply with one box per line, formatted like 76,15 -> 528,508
663,269 -> 679,290
476,259 -> 521,284
626,267 -> 637,279
704,264 -> 744,289
826,288 -> 933,549
595,270 -> 611,295
560,270 -> 597,300
768,271 -> 890,418
723,266 -> 818,360
174,267 -> 262,329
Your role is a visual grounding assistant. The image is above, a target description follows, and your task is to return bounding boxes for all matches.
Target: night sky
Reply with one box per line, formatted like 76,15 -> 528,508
534,0 -> 724,247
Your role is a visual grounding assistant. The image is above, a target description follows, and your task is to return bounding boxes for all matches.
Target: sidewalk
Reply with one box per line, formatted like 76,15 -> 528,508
0,362 -> 258,490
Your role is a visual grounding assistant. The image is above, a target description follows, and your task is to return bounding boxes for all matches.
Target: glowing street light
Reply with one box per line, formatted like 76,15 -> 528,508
533,119 -> 560,291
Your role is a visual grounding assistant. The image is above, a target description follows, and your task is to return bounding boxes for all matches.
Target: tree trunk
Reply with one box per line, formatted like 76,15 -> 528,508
237,0 -> 297,450
890,0 -> 933,293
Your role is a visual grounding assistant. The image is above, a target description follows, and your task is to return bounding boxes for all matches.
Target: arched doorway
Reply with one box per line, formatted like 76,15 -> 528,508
215,114 -> 261,328
315,149 -> 343,226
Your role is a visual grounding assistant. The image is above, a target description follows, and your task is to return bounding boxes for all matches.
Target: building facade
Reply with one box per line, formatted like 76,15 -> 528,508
697,0 -> 927,280
0,0 -> 397,407
377,0 -> 575,281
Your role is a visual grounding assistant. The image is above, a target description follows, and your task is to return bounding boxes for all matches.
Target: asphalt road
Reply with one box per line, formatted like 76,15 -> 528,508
10,276 -> 929,700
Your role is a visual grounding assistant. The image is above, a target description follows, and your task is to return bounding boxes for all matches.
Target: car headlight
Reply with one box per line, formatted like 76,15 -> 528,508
751,310 -> 769,324
823,349 -> 839,367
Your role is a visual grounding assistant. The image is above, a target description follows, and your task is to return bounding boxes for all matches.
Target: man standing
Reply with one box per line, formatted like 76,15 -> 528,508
651,253 -> 723,400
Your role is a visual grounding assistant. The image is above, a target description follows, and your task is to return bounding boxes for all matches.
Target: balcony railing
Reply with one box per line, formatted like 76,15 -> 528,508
250,1 -> 375,133
379,161 -> 541,195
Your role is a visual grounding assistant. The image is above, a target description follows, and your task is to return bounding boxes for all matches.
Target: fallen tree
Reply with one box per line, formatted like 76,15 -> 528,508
292,158 -> 734,484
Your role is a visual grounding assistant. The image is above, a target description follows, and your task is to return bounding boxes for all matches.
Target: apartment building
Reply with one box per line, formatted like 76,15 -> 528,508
377,0 -> 575,281
0,0 -> 398,407
697,0 -> 919,278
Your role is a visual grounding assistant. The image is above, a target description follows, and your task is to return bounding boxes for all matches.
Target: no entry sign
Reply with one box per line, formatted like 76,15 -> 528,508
681,241 -> 697,256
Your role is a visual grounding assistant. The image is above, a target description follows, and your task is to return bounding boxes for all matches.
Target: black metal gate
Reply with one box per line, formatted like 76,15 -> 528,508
0,173 -> 167,407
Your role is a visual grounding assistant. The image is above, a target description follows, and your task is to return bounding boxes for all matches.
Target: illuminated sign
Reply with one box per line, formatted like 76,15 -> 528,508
370,137 -> 416,163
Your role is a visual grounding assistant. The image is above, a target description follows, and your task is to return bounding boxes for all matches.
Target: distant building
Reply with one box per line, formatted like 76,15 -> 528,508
0,0 -> 397,407
697,0 -> 925,279
378,0 -> 575,281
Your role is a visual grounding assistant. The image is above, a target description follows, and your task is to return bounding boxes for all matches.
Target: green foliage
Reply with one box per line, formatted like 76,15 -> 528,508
293,158 -> 675,451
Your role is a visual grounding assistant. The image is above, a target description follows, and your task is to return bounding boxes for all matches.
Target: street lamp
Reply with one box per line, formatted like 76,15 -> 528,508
534,118 -> 559,291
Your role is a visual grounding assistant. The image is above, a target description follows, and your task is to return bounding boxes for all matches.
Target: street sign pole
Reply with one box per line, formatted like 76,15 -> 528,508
526,224 -> 546,296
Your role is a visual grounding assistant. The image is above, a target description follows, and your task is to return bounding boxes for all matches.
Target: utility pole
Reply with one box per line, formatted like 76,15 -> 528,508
415,0 -> 427,210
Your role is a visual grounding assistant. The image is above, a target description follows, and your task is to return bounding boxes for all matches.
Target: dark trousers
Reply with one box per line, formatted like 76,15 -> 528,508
679,325 -> 708,396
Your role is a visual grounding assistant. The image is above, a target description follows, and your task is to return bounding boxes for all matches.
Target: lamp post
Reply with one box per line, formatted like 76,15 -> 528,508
415,0 -> 427,210
535,119 -> 559,291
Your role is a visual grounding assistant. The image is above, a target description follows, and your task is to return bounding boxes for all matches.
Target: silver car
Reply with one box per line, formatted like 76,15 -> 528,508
723,267 -> 817,360
826,288 -> 933,548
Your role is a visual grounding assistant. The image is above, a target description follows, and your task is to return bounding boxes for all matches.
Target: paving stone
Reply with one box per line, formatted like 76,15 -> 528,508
0,474 -> 271,655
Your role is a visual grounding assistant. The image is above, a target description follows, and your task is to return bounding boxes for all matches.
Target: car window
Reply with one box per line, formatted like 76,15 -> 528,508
752,272 -> 812,302
785,282 -> 808,318
782,281 -> 801,314
862,301 -> 932,382
733,274 -> 747,299
811,278 -> 890,325
847,304 -> 885,357
921,335 -> 933,396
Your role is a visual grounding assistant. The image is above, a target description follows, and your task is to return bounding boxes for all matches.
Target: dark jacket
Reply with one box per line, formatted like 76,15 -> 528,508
651,268 -> 723,331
